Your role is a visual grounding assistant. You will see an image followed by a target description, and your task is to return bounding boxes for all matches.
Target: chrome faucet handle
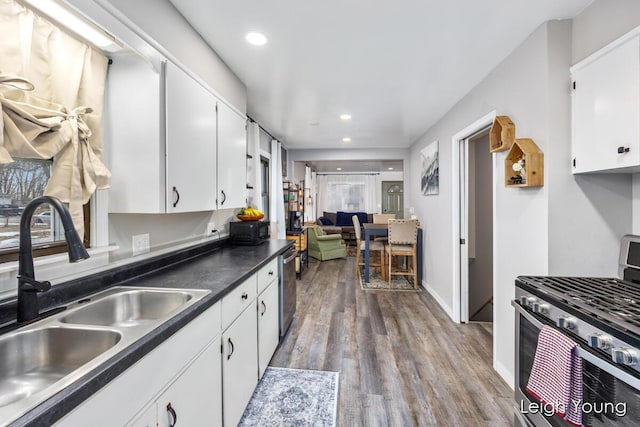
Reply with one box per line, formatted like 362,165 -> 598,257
17,275 -> 51,292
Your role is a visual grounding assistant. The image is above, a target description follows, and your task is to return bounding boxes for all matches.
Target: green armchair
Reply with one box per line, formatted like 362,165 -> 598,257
307,226 -> 347,261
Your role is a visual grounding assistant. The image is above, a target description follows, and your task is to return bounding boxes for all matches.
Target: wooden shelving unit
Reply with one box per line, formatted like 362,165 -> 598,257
505,138 -> 544,187
490,116 -> 515,153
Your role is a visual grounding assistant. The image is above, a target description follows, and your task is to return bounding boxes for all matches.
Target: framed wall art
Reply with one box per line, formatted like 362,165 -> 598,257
421,140 -> 439,195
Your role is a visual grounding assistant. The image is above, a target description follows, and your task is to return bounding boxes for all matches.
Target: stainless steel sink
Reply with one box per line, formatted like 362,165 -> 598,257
59,289 -> 196,327
0,286 -> 210,423
0,327 -> 121,407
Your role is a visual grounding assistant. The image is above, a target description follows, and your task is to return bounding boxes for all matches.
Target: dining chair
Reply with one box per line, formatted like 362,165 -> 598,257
385,219 -> 419,289
373,213 -> 396,224
372,213 -> 396,243
352,215 -> 386,282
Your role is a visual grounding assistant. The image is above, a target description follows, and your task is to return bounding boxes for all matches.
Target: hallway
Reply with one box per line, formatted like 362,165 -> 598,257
270,257 -> 513,426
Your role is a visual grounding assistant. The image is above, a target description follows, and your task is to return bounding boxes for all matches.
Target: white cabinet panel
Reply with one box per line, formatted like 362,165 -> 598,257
258,281 -> 279,379
222,305 -> 258,427
107,54 -> 164,213
572,33 -> 640,173
257,258 -> 278,294
217,101 -> 247,209
165,62 -> 217,212
156,339 -> 222,427
126,404 -> 156,427
107,56 -> 217,213
221,275 -> 257,330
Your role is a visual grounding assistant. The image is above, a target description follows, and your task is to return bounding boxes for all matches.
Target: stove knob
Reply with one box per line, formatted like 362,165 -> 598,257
612,348 -> 639,366
519,295 -> 537,307
532,302 -> 549,314
557,316 -> 576,330
588,334 -> 612,350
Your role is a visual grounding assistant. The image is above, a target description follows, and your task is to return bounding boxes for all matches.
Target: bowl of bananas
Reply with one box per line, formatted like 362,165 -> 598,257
237,206 -> 264,221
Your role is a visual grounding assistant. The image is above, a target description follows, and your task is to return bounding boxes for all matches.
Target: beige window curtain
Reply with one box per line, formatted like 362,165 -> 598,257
0,0 -> 110,237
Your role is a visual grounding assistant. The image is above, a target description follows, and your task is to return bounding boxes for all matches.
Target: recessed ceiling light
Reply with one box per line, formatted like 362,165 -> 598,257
339,114 -> 351,121
388,167 -> 394,170
342,137 -> 351,142
336,167 -> 342,171
245,32 -> 267,46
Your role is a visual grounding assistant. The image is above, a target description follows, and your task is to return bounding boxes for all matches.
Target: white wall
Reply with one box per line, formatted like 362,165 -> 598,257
568,0 -> 640,237
71,0 -> 252,260
547,20 -> 632,277
409,9 -> 639,386
96,0 -> 246,111
411,22 -> 555,386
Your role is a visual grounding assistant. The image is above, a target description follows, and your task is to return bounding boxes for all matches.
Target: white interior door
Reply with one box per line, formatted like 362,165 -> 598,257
459,139 -> 469,323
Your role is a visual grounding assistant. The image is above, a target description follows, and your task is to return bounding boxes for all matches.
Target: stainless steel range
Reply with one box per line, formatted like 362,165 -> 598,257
513,235 -> 640,427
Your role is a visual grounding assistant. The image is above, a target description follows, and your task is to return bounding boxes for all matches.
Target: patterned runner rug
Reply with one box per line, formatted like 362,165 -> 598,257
359,267 -> 421,291
238,367 -> 339,427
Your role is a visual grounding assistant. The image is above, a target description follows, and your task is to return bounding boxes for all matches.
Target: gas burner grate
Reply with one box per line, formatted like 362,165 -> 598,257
517,276 -> 640,336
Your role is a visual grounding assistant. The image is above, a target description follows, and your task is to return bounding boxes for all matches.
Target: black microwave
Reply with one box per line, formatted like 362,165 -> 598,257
229,221 -> 269,245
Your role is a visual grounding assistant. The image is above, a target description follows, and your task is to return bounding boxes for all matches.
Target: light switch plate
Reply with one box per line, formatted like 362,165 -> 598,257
132,233 -> 150,256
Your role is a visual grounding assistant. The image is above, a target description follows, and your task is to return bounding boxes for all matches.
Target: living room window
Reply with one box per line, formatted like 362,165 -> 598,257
316,174 -> 381,213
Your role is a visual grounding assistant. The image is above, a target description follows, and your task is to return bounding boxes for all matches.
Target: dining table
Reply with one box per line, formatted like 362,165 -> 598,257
362,223 -> 423,284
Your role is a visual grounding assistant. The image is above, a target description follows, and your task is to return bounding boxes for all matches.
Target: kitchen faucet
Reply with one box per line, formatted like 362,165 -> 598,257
17,196 -> 90,323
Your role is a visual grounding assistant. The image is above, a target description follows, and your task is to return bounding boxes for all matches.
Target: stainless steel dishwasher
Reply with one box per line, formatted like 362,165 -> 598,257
279,246 -> 297,338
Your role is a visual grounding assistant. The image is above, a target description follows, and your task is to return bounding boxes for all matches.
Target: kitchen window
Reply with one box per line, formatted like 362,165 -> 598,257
0,159 -> 90,264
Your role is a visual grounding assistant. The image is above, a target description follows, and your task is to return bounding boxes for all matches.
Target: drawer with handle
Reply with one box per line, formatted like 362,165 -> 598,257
221,275 -> 257,330
257,258 -> 278,294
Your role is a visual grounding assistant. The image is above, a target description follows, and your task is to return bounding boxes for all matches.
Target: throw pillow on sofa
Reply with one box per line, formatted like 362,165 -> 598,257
336,211 -> 368,226
318,216 -> 333,225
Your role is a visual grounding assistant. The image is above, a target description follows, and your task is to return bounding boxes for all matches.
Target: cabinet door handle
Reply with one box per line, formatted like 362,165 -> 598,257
618,146 -> 630,154
172,186 -> 180,207
268,270 -> 274,276
261,300 -> 267,316
166,403 -> 177,426
220,190 -> 226,205
227,337 -> 234,360
241,292 -> 248,300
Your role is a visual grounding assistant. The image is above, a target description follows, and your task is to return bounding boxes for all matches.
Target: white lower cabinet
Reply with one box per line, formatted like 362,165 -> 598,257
55,260 -> 282,427
56,303 -> 222,427
127,339 -> 221,427
222,303 -> 258,427
156,339 -> 222,427
258,280 -> 280,379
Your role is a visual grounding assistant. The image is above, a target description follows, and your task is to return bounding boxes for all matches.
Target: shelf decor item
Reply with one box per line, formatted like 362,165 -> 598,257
504,138 -> 543,187
490,116 -> 515,153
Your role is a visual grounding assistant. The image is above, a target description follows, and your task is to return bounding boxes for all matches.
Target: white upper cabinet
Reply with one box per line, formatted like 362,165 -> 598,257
217,101 -> 247,209
165,62 -> 217,213
107,54 -> 165,213
571,29 -> 640,174
107,55 -> 223,213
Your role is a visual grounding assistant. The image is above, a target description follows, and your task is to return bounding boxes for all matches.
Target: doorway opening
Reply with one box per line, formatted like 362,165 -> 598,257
462,131 -> 493,322
381,181 -> 403,218
451,110 -> 496,324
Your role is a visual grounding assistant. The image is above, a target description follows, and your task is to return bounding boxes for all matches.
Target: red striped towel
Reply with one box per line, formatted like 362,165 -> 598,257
526,325 -> 583,426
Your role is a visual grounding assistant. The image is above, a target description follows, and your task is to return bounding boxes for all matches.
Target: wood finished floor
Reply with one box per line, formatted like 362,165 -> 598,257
270,256 -> 513,427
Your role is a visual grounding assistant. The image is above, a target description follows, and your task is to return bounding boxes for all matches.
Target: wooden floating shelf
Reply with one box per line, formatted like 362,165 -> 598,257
490,116 -> 515,153
504,138 -> 544,188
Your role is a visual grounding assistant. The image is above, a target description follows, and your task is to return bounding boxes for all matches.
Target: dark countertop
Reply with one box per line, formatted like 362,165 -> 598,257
8,238 -> 292,427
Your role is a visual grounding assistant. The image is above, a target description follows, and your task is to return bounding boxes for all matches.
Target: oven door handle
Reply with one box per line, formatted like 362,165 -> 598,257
513,300 -> 640,391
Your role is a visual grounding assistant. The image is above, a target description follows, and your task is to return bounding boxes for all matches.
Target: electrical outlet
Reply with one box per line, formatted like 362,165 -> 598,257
132,233 -> 150,256
206,222 -> 216,235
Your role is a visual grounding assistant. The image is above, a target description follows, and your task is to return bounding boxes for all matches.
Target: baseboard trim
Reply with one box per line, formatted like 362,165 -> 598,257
423,281 -> 456,321
493,359 -> 514,390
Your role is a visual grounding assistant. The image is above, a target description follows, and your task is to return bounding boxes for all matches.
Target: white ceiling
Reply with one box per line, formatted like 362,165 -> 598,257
169,0 -> 592,150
